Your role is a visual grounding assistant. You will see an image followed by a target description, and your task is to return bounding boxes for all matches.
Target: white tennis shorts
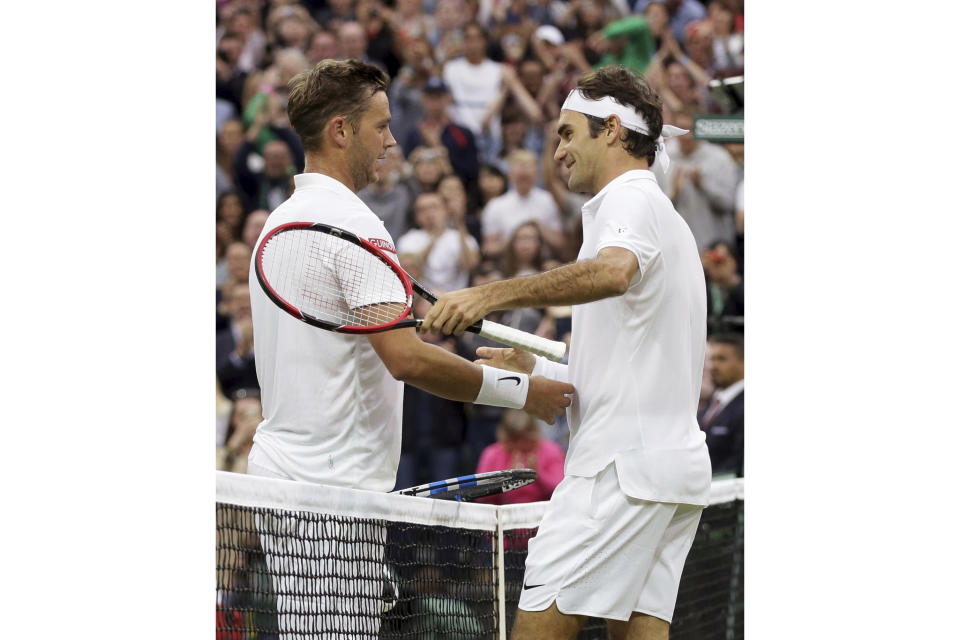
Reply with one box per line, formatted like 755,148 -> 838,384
518,462 -> 702,623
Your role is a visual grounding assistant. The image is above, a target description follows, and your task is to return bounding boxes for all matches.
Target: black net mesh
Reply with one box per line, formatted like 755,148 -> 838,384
217,492 -> 743,639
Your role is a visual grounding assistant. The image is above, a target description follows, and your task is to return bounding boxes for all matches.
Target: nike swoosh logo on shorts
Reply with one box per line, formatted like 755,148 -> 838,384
522,582 -> 545,590
499,376 -> 521,385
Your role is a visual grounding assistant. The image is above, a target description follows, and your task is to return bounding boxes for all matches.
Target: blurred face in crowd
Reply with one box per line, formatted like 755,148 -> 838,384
554,110 -> 605,194
274,49 -> 310,87
708,0 -> 735,35
226,281 -> 252,320
643,2 -> 669,37
508,155 -> 537,196
348,90 -> 397,191
463,24 -> 487,63
667,62 -> 694,98
397,0 -> 423,19
511,223 -> 542,263
242,210 -> 270,248
518,60 -> 545,96
414,192 -> 449,233
308,31 -> 339,63
702,243 -> 738,283
412,148 -> 445,188
498,409 -> 539,451
502,117 -> 528,149
219,119 -> 244,157
708,341 -> 744,388
225,242 -> 252,284
218,193 -> 245,232
217,34 -> 243,66
421,90 -> 451,120
338,22 -> 368,59
479,166 -> 506,201
278,16 -> 310,49
438,174 -> 467,215
436,0 -> 466,30
263,141 -> 294,180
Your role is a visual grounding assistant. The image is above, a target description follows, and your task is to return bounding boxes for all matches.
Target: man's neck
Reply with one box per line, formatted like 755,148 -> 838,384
304,156 -> 356,193
592,155 -> 650,194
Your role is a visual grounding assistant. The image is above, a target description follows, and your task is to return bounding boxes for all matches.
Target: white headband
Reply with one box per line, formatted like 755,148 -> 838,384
560,89 -> 688,173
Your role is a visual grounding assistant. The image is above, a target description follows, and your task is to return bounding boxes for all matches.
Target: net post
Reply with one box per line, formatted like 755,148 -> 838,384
496,507 -> 507,640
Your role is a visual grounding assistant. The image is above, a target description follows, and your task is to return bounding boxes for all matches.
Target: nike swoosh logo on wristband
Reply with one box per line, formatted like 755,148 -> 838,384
498,376 -> 521,385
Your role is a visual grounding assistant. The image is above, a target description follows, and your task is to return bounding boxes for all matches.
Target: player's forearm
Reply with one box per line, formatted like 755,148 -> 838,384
370,329 -> 483,401
480,259 -> 629,309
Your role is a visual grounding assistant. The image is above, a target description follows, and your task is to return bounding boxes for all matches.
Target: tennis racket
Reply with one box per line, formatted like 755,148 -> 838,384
392,469 -> 537,502
255,222 -> 567,361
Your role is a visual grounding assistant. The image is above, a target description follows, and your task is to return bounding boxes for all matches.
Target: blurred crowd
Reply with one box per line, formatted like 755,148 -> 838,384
215,0 -> 746,496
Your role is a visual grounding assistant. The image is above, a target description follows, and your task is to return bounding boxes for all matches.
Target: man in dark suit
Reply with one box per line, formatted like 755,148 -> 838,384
699,333 -> 744,476
216,281 -> 259,397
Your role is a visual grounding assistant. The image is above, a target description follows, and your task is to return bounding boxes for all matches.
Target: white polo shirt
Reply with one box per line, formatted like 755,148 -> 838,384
396,227 -> 479,293
247,173 -> 404,492
481,187 -> 563,242
537,169 -> 712,506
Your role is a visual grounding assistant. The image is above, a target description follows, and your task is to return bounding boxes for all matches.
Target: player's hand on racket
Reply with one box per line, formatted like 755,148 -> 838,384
421,287 -> 492,336
524,376 -> 574,425
475,346 -> 536,374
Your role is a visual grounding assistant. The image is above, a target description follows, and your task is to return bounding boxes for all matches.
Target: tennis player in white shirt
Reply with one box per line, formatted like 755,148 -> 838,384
244,60 -> 574,639
422,65 -> 712,640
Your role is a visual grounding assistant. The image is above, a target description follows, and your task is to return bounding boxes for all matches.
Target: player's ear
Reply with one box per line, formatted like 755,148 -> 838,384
328,116 -> 350,149
605,115 -> 621,145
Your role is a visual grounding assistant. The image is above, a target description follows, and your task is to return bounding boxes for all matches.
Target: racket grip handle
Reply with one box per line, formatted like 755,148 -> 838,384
477,320 -> 567,362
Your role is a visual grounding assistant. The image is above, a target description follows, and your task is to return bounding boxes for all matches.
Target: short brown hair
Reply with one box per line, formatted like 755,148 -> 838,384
576,65 -> 663,165
286,59 -> 389,153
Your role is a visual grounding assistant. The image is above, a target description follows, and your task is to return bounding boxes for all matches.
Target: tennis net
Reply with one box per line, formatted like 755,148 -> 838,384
216,472 -> 744,639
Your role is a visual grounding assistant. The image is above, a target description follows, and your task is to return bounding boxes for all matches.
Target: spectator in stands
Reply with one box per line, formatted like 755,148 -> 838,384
392,0 -> 436,43
587,14 -> 656,73
633,0 -> 707,47
219,5 -> 267,73
234,138 -> 298,212
699,333 -> 743,476
269,5 -> 315,51
476,163 -> 508,212
429,0 -> 470,64
475,409 -> 565,504
241,210 -> 270,249
443,23 -> 505,154
500,221 -> 546,278
216,31 -> 248,122
217,119 -> 245,198
403,78 -> 480,192
216,281 -> 259,399
359,145 -> 415,241
481,149 -> 564,257
311,0 -> 356,32
662,107 -> 738,251
437,173 -> 482,247
337,20 -> 389,72
306,29 -> 340,64
216,389 -> 263,474
702,239 -> 743,322
217,191 -> 246,243
397,191 -> 480,293
406,145 -> 452,201
706,0 -> 743,75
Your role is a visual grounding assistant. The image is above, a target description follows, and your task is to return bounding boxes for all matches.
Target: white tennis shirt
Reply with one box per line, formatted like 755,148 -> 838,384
536,169 -> 712,505
247,173 -> 404,492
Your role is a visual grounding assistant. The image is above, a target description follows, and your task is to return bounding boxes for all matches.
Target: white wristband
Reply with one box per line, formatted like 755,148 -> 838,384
474,365 -> 530,409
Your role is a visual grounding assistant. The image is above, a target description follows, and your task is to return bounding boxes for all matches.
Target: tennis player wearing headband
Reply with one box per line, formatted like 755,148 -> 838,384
422,65 -> 711,640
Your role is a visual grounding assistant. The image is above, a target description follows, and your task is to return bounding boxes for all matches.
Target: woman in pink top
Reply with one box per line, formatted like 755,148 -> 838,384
476,409 -> 565,504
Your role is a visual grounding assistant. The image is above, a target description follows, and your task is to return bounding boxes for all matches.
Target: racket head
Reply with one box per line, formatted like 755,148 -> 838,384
255,222 -> 415,333
392,469 -> 537,502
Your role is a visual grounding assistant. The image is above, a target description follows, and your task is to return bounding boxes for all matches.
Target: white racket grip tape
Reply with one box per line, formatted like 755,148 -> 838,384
476,319 -> 567,362
475,365 -> 530,409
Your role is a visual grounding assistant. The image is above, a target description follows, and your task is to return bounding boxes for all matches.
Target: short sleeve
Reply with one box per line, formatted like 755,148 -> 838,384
337,215 -> 407,311
594,187 -> 661,275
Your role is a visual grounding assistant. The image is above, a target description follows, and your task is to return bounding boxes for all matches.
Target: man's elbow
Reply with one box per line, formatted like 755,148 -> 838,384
605,271 -> 633,296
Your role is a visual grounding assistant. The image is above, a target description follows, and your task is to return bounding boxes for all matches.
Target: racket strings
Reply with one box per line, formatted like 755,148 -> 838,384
262,229 -> 409,328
